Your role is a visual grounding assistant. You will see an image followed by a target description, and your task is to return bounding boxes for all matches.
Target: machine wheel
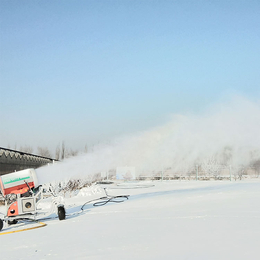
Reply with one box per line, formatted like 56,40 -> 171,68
58,206 -> 66,220
8,219 -> 18,225
0,219 -> 3,231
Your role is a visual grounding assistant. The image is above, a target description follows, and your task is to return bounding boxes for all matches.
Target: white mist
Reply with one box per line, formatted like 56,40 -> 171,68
37,95 -> 260,185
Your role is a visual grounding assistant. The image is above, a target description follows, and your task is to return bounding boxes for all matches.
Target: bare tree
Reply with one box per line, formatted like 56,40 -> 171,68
20,145 -> 33,154
253,160 -> 260,178
37,146 -> 52,158
55,141 -> 80,159
61,141 -> 66,160
201,156 -> 222,179
66,148 -> 78,158
55,144 -> 61,160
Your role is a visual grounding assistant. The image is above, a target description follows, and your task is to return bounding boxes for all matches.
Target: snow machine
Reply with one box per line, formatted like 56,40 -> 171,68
0,169 -> 66,231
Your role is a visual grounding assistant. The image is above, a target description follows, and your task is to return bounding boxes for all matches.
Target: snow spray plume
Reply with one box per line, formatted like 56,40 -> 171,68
37,95 -> 260,185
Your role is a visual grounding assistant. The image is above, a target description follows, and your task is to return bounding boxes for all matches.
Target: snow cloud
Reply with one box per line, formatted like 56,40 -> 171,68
37,95 -> 260,184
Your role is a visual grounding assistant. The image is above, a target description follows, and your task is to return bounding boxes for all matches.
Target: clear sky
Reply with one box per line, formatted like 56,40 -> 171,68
1,0 -> 260,154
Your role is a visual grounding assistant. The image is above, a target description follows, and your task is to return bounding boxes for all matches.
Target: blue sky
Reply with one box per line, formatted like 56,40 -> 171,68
1,0 -> 260,154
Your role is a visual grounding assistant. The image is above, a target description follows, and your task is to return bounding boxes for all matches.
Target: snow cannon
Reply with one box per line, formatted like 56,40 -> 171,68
0,169 -> 66,232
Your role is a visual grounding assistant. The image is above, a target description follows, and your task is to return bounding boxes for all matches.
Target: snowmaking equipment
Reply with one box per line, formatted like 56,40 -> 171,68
0,169 -> 66,232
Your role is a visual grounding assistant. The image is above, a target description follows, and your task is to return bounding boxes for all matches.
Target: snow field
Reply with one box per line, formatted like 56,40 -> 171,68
0,180 -> 260,260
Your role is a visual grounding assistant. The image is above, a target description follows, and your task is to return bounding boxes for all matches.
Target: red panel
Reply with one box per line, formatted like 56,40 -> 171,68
1,182 -> 35,196
7,201 -> 19,216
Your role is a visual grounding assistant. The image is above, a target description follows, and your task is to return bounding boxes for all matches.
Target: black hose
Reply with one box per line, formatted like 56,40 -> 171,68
80,192 -> 129,211
38,188 -> 130,219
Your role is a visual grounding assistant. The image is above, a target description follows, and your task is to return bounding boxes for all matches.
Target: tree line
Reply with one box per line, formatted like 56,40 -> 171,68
8,141 -> 88,160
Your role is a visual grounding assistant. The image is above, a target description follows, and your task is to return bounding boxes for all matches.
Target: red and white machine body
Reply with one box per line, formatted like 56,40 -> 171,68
0,169 -> 42,218
0,168 -> 65,230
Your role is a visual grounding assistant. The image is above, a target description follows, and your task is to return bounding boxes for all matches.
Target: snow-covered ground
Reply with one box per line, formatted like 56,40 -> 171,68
1,180 -> 260,260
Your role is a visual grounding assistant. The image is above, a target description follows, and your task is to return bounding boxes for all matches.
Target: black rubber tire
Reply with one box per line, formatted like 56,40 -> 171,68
58,206 -> 66,220
8,219 -> 18,225
0,219 -> 3,231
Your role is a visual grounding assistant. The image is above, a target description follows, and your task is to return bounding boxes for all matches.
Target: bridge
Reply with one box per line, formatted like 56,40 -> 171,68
0,147 -> 57,175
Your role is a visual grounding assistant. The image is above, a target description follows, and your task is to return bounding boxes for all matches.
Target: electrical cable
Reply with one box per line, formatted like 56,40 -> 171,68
36,188 -> 130,219
80,188 -> 129,212
0,180 -> 154,234
76,184 -> 155,214
0,188 -> 130,226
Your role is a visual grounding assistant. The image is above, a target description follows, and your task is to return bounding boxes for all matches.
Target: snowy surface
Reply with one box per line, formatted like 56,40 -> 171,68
1,180 -> 260,260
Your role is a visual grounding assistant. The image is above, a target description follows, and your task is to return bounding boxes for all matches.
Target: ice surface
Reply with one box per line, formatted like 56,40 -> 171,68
0,180 -> 260,260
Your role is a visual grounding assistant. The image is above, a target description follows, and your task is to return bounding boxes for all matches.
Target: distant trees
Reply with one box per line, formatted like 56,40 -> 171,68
67,148 -> 78,157
7,141 -> 88,160
55,145 -> 61,160
54,141 -> 83,160
37,146 -> 52,158
201,156 -> 222,178
19,145 -> 33,154
61,141 -> 66,160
